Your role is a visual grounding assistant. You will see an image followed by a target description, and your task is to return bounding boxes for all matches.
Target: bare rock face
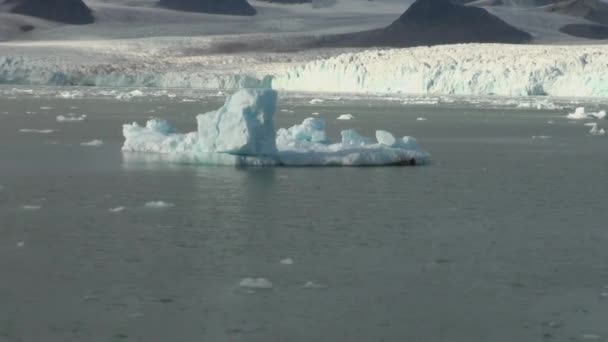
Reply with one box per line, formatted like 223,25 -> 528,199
3,0 -> 94,24
559,23 -> 608,39
158,0 -> 257,16
316,0 -> 532,47
545,0 -> 608,25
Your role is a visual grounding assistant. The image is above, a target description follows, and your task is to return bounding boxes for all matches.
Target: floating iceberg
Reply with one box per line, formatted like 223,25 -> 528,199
586,123 -> 606,136
567,107 -> 607,120
122,89 -> 429,167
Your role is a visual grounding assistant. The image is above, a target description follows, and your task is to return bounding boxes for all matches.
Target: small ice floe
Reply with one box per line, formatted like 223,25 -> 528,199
309,98 -> 324,104
532,135 -> 552,140
581,334 -> 601,340
280,109 -> 294,113
279,258 -> 294,265
108,206 -> 125,213
547,120 -> 555,124
19,129 -> 56,134
586,123 -> 606,136
57,114 -> 86,122
16,241 -> 25,247
81,140 -> 103,147
20,205 -> 41,210
567,107 -> 588,120
144,201 -> 174,209
337,114 -> 354,120
25,111 -> 37,115
303,281 -> 326,289
40,106 -> 52,110
181,99 -> 196,102
589,110 -> 606,120
311,112 -> 320,116
116,90 -> 144,100
239,277 -> 273,289
59,91 -> 82,99
416,117 -> 428,121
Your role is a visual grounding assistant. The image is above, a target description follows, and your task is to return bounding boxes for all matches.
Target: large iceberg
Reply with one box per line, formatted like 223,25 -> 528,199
122,89 -> 429,166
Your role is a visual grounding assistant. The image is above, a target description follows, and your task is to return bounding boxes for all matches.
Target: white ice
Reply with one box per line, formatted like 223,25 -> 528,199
57,114 -> 86,122
587,123 -> 606,136
239,277 -> 273,289
109,206 -> 125,212
337,114 -> 354,120
309,99 -> 324,104
416,117 -> 428,121
567,107 -> 607,120
20,205 -> 41,210
144,201 -> 175,208
19,129 -> 56,134
279,258 -> 294,265
81,140 -> 104,147
16,241 -> 25,247
122,89 -> 429,167
303,281 -> 326,289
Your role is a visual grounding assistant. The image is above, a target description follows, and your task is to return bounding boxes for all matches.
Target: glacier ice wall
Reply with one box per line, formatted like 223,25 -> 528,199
122,89 -> 430,166
272,44 -> 608,97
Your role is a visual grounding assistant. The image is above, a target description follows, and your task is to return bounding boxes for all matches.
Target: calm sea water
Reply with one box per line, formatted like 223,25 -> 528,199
1,90 -> 607,342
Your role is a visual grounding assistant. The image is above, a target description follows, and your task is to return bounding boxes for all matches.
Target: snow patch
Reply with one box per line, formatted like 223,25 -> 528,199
239,277 -> 273,289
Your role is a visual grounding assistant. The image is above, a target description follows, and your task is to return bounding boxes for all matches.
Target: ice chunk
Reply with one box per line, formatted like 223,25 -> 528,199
116,90 -> 144,100
21,205 -> 41,210
276,117 -> 328,149
40,107 -> 52,110
376,130 -> 397,146
109,207 -> 125,213
197,89 -> 277,156
19,129 -> 56,134
567,107 -> 588,120
239,277 -> 273,289
311,112 -> 320,116
81,140 -> 103,147
337,114 -> 354,120
16,241 -> 25,247
416,117 -> 428,121
279,258 -> 294,265
587,123 -> 606,136
122,89 -> 429,167
532,135 -> 552,139
303,281 -> 326,289
589,110 -> 606,120
144,201 -> 174,208
309,98 -> 324,104
57,114 -> 86,122
341,129 -> 373,146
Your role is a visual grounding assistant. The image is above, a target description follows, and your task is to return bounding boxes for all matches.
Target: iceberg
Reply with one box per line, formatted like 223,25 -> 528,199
122,89 -> 429,167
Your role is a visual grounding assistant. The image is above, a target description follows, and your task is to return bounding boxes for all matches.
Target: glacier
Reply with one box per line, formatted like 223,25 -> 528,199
122,89 -> 430,167
2,44 -> 608,98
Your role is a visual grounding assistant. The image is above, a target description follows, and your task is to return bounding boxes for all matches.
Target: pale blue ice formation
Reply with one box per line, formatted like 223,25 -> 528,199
122,89 -> 430,166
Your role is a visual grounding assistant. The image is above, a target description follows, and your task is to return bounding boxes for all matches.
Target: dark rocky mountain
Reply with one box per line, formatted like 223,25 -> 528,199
316,0 -> 532,48
545,0 -> 608,25
2,0 -> 94,24
158,0 -> 257,16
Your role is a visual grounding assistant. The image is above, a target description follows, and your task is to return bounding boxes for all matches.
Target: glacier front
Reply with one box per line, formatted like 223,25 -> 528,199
122,89 -> 430,167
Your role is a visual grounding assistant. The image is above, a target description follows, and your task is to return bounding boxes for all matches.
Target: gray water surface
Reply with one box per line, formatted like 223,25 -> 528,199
1,92 -> 607,342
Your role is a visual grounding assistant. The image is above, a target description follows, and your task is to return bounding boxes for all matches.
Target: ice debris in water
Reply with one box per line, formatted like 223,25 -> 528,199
337,114 -> 354,120
20,205 -> 41,210
532,135 -> 552,140
279,258 -> 294,265
19,129 -> 56,134
416,117 -> 428,121
122,89 -> 429,167
57,114 -> 86,122
239,278 -> 273,289
567,107 -> 607,120
586,123 -> 606,136
109,207 -> 125,213
16,241 -> 25,247
312,112 -> 320,116
144,201 -> 174,209
40,107 -> 52,110
303,281 -> 326,289
309,98 -> 324,104
116,90 -> 144,100
81,140 -> 103,147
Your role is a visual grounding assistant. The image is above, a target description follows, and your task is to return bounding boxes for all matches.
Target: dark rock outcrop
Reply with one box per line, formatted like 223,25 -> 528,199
158,0 -> 257,16
559,23 -> 608,38
316,0 -> 532,47
545,0 -> 608,25
3,0 -> 94,25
